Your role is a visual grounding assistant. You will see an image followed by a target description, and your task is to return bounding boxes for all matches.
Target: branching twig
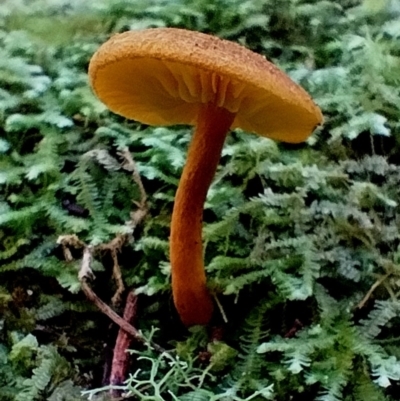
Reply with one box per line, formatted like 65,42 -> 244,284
79,273 -> 164,353
57,150 -> 149,306
57,148 -> 165,395
74,242 -> 164,352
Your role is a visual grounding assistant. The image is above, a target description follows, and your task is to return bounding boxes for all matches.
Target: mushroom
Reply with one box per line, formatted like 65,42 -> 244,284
88,28 -> 323,327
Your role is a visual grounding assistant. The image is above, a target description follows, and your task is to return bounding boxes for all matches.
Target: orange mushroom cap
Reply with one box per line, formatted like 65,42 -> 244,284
89,28 -> 323,143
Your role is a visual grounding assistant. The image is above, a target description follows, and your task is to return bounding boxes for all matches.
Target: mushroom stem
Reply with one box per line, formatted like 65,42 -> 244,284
170,103 -> 235,326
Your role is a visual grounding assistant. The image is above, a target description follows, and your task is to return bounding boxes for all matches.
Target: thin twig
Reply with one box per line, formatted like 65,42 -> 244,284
119,148 -> 148,228
110,249 -> 125,306
98,235 -> 127,305
357,272 -> 391,309
80,278 -> 165,353
382,280 -> 398,302
213,294 -> 228,323
80,280 -> 141,341
120,148 -> 147,207
78,246 -> 165,353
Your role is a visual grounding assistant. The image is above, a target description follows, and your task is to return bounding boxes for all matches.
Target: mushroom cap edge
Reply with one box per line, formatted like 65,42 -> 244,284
89,28 -> 323,143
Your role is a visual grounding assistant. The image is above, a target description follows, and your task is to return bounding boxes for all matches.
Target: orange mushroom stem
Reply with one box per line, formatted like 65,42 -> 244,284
170,103 -> 235,326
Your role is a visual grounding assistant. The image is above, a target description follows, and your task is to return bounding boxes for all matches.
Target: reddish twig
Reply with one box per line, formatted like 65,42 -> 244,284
110,291 -> 138,396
